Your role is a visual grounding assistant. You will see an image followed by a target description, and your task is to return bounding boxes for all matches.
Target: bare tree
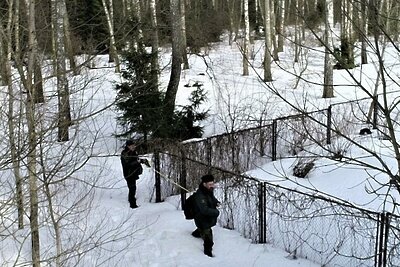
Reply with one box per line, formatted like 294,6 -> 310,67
276,0 -> 284,53
0,0 -> 25,230
62,0 -> 79,75
262,0 -> 272,81
180,0 -> 189,69
25,1 -> 41,265
150,0 -> 160,87
261,0 -> 400,201
360,0 -> 368,65
52,0 -> 72,142
227,0 -> 241,45
101,0 -> 121,72
164,0 -> 182,122
323,0 -> 334,98
242,0 -> 250,76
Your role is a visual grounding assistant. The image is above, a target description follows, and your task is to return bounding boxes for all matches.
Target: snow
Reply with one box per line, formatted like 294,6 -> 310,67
1,32 -> 400,266
96,163 -> 319,267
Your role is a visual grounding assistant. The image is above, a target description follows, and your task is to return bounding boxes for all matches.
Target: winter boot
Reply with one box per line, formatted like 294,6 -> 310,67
204,248 -> 213,257
191,229 -> 201,238
204,241 -> 214,257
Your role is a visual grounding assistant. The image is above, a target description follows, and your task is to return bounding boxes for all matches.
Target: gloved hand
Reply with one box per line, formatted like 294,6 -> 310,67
140,158 -> 151,167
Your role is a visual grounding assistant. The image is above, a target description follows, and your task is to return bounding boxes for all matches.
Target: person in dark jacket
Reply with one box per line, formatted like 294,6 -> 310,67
192,174 -> 220,257
120,140 -> 144,209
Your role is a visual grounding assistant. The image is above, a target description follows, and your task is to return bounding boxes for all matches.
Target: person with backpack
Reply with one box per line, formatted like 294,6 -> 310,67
120,140 -> 148,209
191,174 -> 220,257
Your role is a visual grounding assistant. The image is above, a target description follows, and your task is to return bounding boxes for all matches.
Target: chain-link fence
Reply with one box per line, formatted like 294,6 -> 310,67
152,94 -> 400,266
155,152 -> 400,266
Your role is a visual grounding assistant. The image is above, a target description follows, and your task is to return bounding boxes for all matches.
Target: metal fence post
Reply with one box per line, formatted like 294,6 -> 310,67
259,126 -> 265,157
180,148 -> 187,209
258,182 -> 266,243
383,212 -> 390,267
327,106 -> 332,145
206,138 -> 212,173
272,120 -> 277,161
154,151 -> 162,203
377,212 -> 385,267
373,95 -> 378,129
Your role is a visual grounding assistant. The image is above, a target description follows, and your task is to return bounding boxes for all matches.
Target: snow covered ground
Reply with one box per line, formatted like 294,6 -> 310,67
2,32 -> 400,266
96,162 -> 320,267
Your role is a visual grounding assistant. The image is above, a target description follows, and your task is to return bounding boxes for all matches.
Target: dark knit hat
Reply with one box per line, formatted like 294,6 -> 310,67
201,174 -> 215,183
125,139 -> 135,146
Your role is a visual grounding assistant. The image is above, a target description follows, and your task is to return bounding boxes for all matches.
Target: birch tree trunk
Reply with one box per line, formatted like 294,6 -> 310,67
276,0 -> 284,52
21,0 -> 44,104
323,0 -> 334,98
150,0 -> 159,87
25,0 -> 41,265
227,0 -> 238,45
284,0 -> 290,26
360,0 -> 368,64
294,0 -> 300,62
263,0 -> 272,81
33,57 -> 44,103
52,0 -> 71,142
14,0 -> 21,64
180,0 -> 189,69
44,180 -> 62,267
0,0 -> 23,229
340,0 -> 355,69
164,0 -> 182,121
133,0 -> 144,49
243,0 -> 250,76
0,33 -> 5,86
101,0 -> 120,72
271,0 -> 279,61
61,0 -> 79,75
2,0 -> 25,230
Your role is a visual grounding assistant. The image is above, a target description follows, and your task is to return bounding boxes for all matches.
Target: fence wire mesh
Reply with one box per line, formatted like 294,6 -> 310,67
154,95 -> 400,267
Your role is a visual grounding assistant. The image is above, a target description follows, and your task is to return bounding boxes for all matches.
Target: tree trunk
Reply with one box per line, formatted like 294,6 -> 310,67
33,57 -> 44,103
276,0 -> 284,52
394,2 -> 400,42
323,0 -> 334,98
243,0 -> 250,76
263,0 -> 273,81
227,0 -> 237,45
284,0 -> 290,26
164,0 -> 182,121
180,0 -> 189,69
14,0 -> 21,65
0,0 -> 25,229
9,0 -> 24,230
360,0 -> 368,64
26,1 -> 41,265
271,0 -> 279,61
44,181 -> 62,267
0,31 -> 5,86
294,0 -> 300,62
52,0 -> 71,142
61,0 -> 79,75
340,0 -> 355,69
133,0 -> 144,49
101,0 -> 120,72
150,0 -> 159,87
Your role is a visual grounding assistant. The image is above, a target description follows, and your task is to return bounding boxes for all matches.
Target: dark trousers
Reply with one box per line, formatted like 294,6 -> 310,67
126,179 -> 137,207
199,228 -> 214,253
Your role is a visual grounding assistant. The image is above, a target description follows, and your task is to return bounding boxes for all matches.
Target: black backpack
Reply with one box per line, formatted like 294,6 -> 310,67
183,193 -> 196,220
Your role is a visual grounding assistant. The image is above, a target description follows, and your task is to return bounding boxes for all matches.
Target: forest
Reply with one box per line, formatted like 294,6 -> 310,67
1,0 -> 400,266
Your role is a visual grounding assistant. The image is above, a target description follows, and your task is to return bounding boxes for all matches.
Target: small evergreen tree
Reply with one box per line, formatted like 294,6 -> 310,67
115,44 -> 162,143
67,0 -> 108,53
115,45 -> 208,145
155,85 -> 208,140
